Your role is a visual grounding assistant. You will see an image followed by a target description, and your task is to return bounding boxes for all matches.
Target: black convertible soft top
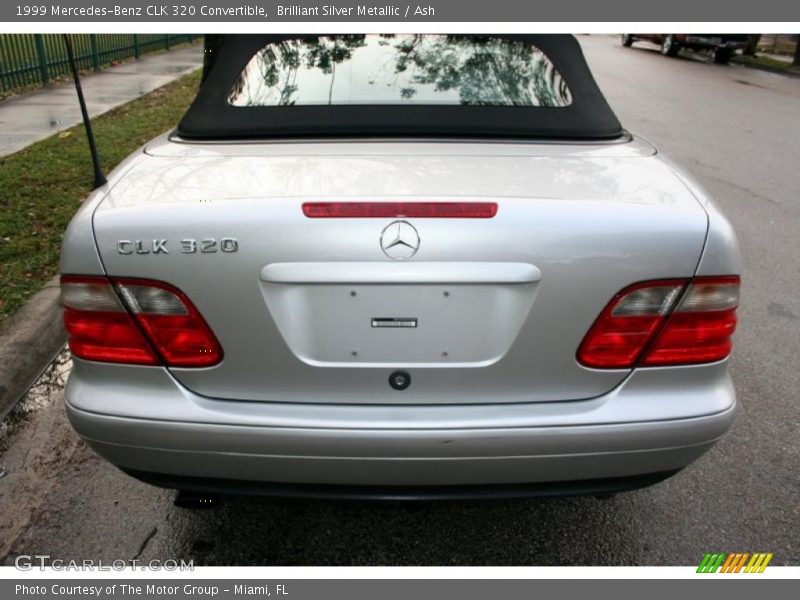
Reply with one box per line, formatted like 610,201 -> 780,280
177,34 -> 623,141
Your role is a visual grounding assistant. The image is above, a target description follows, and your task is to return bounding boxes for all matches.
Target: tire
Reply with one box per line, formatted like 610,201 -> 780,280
621,34 -> 634,47
660,35 -> 679,57
714,48 -> 732,64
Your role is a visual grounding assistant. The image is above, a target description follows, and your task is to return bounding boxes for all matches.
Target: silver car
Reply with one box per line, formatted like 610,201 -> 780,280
60,34 -> 740,500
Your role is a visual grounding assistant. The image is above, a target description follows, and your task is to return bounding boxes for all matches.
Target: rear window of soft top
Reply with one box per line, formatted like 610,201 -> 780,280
227,35 -> 572,108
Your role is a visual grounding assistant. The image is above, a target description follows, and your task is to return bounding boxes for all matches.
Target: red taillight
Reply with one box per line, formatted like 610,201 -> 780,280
61,276 -> 222,367
642,277 -> 739,366
577,276 -> 739,369
302,202 -> 498,219
61,276 -> 158,365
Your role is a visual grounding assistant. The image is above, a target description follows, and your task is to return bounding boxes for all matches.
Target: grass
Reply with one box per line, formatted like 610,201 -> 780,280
0,68 -> 201,323
732,54 -> 800,75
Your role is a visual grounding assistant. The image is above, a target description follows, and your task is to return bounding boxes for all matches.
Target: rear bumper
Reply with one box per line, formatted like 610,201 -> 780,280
122,468 -> 683,500
65,358 -> 736,494
68,401 -> 730,489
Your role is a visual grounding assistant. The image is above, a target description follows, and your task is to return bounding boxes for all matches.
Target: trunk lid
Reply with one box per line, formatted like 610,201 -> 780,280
91,136 -> 708,404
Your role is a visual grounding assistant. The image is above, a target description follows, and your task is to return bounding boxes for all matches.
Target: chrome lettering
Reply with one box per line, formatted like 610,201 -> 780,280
220,238 -> 238,253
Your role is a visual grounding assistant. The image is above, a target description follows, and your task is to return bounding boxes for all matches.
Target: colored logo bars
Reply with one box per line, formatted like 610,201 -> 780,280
697,552 -> 773,573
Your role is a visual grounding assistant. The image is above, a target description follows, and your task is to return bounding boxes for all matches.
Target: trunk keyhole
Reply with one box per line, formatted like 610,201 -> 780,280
389,371 -> 411,391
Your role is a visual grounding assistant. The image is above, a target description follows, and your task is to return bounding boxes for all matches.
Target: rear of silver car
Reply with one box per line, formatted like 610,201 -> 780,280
59,34 -> 740,498
60,134 -> 739,498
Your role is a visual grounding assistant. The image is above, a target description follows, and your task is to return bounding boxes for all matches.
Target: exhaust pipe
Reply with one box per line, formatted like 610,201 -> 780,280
174,490 -> 222,509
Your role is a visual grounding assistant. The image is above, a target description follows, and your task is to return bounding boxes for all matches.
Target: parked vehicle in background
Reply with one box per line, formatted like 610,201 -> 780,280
621,34 -> 749,64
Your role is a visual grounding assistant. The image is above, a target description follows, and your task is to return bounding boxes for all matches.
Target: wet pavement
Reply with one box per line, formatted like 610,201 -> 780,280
0,35 -> 798,566
0,43 -> 202,158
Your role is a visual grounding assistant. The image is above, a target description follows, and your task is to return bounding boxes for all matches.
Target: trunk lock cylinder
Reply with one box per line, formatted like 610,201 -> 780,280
389,371 -> 411,391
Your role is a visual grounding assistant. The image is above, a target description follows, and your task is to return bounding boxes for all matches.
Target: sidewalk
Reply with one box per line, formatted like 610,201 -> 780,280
0,42 -> 202,158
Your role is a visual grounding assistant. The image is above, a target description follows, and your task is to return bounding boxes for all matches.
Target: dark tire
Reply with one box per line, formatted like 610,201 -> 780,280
621,34 -> 634,47
660,35 -> 679,57
714,48 -> 732,64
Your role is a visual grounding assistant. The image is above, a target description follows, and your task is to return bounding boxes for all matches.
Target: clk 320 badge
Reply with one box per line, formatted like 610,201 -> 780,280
116,238 -> 239,255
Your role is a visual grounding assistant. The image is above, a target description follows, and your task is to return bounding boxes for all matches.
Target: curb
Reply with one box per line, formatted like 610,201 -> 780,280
0,276 -> 66,420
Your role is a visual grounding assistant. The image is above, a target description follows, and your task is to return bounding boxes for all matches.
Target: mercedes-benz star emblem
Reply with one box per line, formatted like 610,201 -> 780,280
380,220 -> 420,260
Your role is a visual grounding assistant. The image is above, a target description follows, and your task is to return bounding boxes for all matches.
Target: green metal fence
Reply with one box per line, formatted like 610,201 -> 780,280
0,34 -> 202,94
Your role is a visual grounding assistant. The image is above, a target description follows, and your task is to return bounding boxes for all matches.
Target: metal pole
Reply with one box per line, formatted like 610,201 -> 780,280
33,34 -> 49,86
63,34 -> 106,190
89,34 -> 100,70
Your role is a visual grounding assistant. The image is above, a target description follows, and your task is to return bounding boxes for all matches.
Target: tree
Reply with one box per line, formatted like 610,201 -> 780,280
385,35 -> 571,107
743,34 -> 761,56
794,35 -> 800,66
229,36 -> 367,106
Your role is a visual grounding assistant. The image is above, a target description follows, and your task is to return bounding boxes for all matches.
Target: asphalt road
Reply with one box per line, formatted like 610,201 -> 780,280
1,35 -> 798,566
